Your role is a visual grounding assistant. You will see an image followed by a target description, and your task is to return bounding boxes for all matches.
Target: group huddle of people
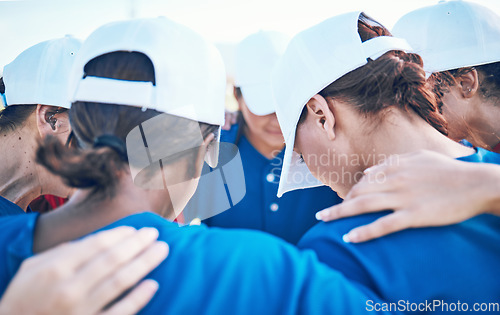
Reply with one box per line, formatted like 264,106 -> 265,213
0,1 -> 499,314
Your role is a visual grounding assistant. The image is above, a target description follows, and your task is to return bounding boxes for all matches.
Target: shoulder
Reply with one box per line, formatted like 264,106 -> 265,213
0,213 -> 39,295
297,213 -> 389,273
0,212 -> 37,226
299,212 -> 388,246
103,211 -> 172,230
298,211 -> 500,298
99,212 -> 396,314
475,147 -> 500,164
297,212 -> 428,289
0,213 -> 39,248
105,212 -> 299,263
0,196 -> 25,216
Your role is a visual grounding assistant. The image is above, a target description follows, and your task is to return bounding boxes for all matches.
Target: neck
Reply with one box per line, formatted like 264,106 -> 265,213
0,125 -> 43,211
33,173 -> 168,253
243,126 -> 284,159
352,110 -> 476,171
467,99 -> 500,150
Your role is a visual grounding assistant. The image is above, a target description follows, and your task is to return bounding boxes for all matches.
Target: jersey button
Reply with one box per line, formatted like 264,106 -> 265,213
270,203 -> 279,212
266,173 -> 275,183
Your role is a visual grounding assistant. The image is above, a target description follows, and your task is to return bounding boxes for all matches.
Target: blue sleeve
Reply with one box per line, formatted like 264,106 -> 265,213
297,212 -> 500,307
117,215 -> 399,315
0,196 -> 25,216
0,213 -> 38,297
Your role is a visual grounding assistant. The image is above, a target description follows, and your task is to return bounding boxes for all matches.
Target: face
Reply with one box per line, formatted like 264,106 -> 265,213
294,96 -> 366,198
238,96 -> 284,150
34,105 -> 73,198
140,134 -> 213,220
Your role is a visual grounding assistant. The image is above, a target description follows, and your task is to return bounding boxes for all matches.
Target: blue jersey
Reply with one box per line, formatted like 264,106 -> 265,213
0,212 -> 399,315
0,196 -> 25,216
298,148 -> 500,314
198,124 -> 342,244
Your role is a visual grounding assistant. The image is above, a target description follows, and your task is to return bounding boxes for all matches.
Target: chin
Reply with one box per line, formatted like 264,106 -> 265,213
264,130 -> 284,138
266,137 -> 285,147
327,183 -> 349,200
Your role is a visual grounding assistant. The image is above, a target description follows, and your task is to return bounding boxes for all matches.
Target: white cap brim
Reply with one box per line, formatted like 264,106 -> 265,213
240,83 -> 276,116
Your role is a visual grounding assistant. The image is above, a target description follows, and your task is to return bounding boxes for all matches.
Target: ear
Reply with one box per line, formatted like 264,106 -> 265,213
36,105 -> 70,140
305,94 -> 336,141
457,69 -> 479,99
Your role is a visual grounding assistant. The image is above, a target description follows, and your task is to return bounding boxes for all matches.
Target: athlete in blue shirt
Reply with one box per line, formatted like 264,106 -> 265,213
197,123 -> 341,244
298,148 -> 500,312
186,31 -> 341,244
0,211 -> 395,315
315,1 -> 500,243
0,17 -> 399,315
271,11 -> 500,313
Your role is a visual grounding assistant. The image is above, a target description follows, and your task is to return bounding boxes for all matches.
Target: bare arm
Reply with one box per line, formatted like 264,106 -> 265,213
316,150 -> 500,243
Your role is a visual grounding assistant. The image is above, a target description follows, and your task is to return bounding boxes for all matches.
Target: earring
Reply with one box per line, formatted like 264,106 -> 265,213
468,88 -> 472,92
45,108 -> 62,130
48,114 -> 57,130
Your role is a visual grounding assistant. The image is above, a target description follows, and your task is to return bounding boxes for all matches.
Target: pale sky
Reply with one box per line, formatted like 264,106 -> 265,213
1,0 -> 500,76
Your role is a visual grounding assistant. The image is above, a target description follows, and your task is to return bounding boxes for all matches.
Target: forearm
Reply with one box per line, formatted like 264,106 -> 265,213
474,163 -> 500,216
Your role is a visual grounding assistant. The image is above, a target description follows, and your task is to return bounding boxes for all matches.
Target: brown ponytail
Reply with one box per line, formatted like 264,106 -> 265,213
36,136 -> 126,198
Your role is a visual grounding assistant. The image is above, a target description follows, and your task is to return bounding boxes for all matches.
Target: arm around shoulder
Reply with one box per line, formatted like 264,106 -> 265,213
477,163 -> 500,216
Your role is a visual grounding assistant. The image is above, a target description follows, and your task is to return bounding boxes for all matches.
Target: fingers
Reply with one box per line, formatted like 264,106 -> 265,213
73,228 -> 161,293
88,241 -> 169,311
100,280 -> 160,315
342,212 -> 410,243
316,193 -> 396,222
202,132 -> 215,146
344,167 -> 396,200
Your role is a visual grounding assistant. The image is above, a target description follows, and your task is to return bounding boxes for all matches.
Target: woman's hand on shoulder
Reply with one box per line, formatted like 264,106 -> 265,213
0,226 -> 169,315
316,150 -> 500,243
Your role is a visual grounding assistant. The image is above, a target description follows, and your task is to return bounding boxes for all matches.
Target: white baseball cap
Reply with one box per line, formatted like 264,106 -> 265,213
392,0 -> 500,74
68,17 -> 226,168
3,36 -> 81,108
235,31 -> 290,116
271,11 -> 412,197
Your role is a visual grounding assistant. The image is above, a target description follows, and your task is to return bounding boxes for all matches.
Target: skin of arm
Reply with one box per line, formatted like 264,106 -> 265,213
316,150 -> 500,243
481,162 -> 500,216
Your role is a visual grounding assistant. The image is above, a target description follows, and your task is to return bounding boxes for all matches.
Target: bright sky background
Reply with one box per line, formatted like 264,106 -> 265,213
1,0 -> 500,76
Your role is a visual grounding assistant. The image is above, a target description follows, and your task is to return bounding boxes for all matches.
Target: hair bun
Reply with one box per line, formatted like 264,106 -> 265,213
93,134 -> 127,161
